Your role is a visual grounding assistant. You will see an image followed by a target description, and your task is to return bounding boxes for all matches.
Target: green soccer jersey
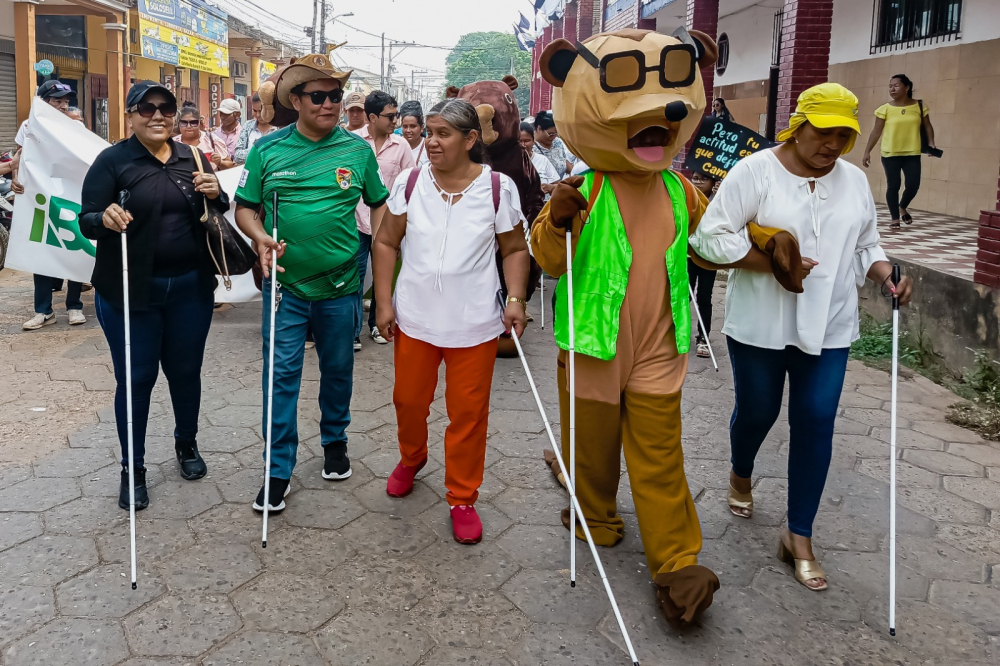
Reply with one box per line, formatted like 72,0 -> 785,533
235,125 -> 389,301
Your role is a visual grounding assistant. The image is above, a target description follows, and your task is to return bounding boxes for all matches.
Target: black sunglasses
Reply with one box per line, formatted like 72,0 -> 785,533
380,112 -> 398,122
300,89 -> 344,106
576,41 -> 697,93
130,101 -> 178,118
179,119 -> 200,127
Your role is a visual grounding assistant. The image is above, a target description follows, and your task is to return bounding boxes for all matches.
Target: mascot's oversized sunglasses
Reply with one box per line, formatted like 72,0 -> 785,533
575,41 -> 697,93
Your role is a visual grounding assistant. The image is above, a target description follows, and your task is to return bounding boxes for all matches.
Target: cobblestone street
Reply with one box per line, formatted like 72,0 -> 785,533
1,268 -> 999,666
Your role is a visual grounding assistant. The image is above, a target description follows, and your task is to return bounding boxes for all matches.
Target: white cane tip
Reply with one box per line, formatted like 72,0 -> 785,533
889,628 -> 895,637
262,541 -> 267,549
570,580 -> 576,588
131,582 -> 137,590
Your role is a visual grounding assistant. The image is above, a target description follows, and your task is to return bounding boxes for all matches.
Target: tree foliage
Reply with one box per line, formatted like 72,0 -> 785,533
445,32 -> 532,116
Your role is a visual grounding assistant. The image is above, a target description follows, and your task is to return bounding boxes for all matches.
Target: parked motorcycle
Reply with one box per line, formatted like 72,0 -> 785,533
0,151 -> 15,271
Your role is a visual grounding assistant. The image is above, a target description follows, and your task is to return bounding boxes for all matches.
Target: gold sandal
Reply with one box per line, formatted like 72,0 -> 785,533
777,539 -> 828,591
727,483 -> 754,518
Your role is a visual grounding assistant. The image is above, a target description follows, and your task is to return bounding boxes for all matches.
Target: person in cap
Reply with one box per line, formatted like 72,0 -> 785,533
690,82 -> 913,592
79,81 -> 225,510
342,91 -> 367,131
234,54 -> 390,513
212,97 -> 243,159
14,81 -> 89,330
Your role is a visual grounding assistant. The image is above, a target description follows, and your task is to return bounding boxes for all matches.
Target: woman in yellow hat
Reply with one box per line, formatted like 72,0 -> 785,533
690,83 -> 913,592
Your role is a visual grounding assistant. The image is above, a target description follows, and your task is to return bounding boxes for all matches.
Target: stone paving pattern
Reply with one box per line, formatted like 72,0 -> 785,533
1,268 -> 999,666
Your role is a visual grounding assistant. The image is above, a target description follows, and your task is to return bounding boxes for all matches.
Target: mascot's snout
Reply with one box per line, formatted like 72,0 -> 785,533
665,101 -> 688,122
476,104 -> 499,145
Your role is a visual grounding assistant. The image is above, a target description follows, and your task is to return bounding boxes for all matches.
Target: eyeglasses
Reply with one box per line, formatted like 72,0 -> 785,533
179,119 -> 200,127
300,89 -> 344,106
576,41 -> 697,93
380,113 -> 398,122
130,101 -> 178,118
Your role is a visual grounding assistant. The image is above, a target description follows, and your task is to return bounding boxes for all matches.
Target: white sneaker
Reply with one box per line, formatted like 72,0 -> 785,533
363,298 -> 372,312
68,310 -> 86,326
23,313 -> 55,330
304,341 -> 315,350
370,326 -> 388,345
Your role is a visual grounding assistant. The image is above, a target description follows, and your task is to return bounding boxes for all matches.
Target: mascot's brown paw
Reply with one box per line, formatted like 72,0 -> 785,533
548,176 -> 588,230
543,449 -> 567,489
653,565 -> 720,625
767,231 -> 804,294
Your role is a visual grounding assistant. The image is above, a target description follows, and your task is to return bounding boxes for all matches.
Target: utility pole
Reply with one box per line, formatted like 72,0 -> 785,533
310,0 -> 318,52
380,33 -> 385,91
319,1 -> 327,55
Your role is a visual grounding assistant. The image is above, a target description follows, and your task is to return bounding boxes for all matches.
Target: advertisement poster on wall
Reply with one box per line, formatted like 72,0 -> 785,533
138,0 -> 230,77
258,60 -> 276,85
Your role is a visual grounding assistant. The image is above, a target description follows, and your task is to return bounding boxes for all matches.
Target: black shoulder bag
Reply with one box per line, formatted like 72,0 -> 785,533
190,148 -> 257,289
917,101 -> 943,158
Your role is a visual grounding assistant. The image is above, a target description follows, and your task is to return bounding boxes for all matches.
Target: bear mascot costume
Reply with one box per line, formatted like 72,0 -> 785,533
530,28 -> 722,624
447,77 -> 545,357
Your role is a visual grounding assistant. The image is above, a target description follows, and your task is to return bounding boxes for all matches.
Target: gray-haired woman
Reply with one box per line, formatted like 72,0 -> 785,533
372,98 -> 530,545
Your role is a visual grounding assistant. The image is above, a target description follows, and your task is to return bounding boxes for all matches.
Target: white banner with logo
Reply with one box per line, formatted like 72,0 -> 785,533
6,98 -> 261,303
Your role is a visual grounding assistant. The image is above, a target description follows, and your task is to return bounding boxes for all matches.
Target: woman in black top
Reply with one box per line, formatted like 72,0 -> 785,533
80,82 -> 226,510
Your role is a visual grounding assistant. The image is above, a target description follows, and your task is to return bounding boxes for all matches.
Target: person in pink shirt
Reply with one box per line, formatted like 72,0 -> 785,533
352,91 -> 415,350
211,98 -> 242,158
174,105 -> 233,171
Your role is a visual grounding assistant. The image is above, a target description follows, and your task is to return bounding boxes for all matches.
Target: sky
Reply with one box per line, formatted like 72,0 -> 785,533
219,0 -> 532,97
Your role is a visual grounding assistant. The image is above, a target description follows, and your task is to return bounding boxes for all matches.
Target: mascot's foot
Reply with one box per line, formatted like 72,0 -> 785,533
543,449 -> 567,489
653,565 -> 720,625
560,508 -> 624,546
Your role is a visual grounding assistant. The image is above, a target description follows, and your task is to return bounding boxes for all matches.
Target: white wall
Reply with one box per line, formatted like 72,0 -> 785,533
0,1 -> 16,40
713,4 -> 775,86
831,0 -> 1000,64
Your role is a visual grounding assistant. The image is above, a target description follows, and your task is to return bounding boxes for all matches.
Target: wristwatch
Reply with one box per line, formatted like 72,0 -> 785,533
507,296 -> 527,309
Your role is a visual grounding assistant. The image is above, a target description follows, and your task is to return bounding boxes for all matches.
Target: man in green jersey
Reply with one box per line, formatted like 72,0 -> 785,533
235,54 -> 389,512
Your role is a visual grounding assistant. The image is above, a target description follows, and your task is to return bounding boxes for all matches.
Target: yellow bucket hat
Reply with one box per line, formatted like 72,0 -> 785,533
777,82 -> 861,153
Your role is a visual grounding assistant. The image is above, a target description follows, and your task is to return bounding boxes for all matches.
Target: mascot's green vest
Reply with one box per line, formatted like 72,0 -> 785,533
554,170 -> 692,360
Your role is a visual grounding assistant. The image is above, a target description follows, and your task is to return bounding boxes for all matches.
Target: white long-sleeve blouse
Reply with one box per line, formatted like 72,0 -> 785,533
689,149 -> 887,355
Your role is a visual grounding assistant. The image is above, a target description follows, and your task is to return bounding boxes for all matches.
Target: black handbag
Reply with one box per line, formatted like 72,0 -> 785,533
190,148 -> 257,289
917,101 -> 943,158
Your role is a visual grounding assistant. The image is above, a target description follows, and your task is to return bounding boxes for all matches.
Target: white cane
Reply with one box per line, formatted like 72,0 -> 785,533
565,230 -> 577,587
262,190 -> 279,549
119,190 -> 137,590
888,263 -> 901,636
499,294 -> 641,666
688,283 -> 718,371
540,273 -> 544,329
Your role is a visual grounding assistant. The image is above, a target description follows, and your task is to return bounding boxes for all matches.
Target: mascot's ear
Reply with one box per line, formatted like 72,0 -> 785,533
672,27 -> 718,69
258,80 -> 277,124
501,75 -> 519,91
445,86 -> 460,99
540,39 -> 578,88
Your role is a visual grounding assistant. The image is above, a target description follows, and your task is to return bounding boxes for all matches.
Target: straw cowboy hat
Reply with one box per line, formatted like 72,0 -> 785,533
276,53 -> 352,108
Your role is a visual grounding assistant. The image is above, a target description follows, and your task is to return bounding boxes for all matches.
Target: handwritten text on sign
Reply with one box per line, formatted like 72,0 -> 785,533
684,117 -> 774,179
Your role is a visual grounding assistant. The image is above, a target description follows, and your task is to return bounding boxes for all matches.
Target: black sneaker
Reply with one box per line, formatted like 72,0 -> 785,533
118,466 -> 149,511
252,476 -> 290,513
370,326 -> 388,345
175,438 -> 208,480
354,337 -> 362,352
322,444 -> 352,480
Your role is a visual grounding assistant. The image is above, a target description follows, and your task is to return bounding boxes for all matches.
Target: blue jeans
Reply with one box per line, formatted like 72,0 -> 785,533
355,231 -> 373,338
95,270 -> 214,468
261,281 -> 355,479
727,337 -> 850,538
35,275 -> 82,314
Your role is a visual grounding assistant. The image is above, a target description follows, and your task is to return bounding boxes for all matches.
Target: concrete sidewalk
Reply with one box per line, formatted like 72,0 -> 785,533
0,268 -> 998,666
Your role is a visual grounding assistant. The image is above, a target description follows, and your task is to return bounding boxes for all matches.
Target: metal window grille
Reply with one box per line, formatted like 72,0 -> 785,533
771,9 -> 784,68
871,0 -> 963,54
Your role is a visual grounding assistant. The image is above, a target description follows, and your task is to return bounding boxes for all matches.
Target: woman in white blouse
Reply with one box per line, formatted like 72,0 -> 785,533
690,83 -> 913,592
373,99 -> 529,545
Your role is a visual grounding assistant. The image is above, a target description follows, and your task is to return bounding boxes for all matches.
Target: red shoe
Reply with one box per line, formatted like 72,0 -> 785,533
450,505 -> 483,545
386,459 -> 426,498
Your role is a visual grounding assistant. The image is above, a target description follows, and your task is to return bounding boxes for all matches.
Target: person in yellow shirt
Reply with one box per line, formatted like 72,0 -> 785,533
862,74 -> 936,229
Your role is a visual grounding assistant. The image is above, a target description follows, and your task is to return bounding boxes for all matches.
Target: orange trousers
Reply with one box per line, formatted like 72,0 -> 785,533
393,330 -> 498,506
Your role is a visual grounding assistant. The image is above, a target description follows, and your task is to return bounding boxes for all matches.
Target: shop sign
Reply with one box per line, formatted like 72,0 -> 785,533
138,0 -> 230,77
